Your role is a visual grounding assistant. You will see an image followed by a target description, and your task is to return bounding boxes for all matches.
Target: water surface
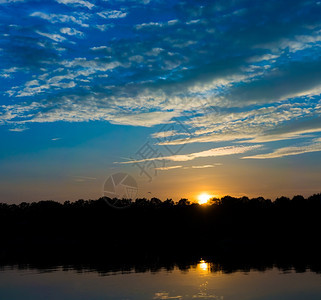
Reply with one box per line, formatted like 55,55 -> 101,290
1,260 -> 321,299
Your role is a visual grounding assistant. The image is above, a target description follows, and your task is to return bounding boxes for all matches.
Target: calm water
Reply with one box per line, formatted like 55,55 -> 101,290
0,261 -> 321,299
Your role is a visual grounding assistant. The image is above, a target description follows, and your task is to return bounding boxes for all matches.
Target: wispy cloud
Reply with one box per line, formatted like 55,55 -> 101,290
146,163 -> 222,171
90,46 -> 110,51
60,27 -> 84,37
152,130 -> 189,139
191,164 -> 222,168
97,10 -> 127,19
135,20 -> 178,30
108,111 -> 179,127
118,145 -> 261,164
30,11 -> 89,27
8,127 -> 29,132
0,0 -> 25,3
155,101 -> 321,146
243,128 -> 321,143
36,31 -> 66,42
243,141 -> 321,159
155,165 -> 182,171
56,0 -> 94,9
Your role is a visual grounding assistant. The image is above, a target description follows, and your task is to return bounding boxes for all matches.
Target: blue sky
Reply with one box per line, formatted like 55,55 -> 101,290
1,0 -> 321,202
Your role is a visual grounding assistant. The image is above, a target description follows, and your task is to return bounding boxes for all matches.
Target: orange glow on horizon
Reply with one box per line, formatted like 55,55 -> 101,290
197,193 -> 211,205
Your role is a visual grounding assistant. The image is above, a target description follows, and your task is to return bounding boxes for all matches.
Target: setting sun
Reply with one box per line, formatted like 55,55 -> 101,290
198,193 -> 211,205
198,260 -> 209,272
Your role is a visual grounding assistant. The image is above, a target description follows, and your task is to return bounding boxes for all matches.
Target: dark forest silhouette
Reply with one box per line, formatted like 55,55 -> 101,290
0,193 -> 321,265
2,255 -> 321,276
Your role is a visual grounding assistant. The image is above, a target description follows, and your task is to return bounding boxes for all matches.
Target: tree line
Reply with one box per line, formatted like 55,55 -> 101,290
1,193 -> 320,210
0,193 -> 320,263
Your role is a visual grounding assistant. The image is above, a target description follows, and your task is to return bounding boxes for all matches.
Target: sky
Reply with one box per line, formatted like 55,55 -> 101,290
0,0 -> 321,203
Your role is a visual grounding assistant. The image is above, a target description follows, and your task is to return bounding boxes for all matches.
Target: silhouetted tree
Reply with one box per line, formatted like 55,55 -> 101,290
150,197 -> 162,207
163,199 -> 174,207
210,197 -> 221,206
177,198 -> 190,206
292,195 -> 306,208
134,198 -> 149,207
0,192 -> 320,263
274,197 -> 291,212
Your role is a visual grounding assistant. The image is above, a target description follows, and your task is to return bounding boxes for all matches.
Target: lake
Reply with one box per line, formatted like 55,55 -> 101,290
0,259 -> 321,299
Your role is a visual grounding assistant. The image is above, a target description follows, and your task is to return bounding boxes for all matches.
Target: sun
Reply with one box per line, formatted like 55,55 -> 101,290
198,260 -> 209,272
198,193 -> 211,205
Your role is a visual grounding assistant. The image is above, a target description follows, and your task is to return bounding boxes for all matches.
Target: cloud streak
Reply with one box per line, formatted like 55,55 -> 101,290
97,10 -> 127,19
243,141 -> 321,159
191,164 -> 222,169
118,145 -> 261,164
56,0 -> 94,9
155,166 -> 182,171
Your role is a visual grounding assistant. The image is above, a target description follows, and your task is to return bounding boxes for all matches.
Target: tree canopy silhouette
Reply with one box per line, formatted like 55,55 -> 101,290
0,193 -> 320,262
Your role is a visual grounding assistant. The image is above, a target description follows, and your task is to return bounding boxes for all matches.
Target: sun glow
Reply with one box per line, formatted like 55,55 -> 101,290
198,260 -> 210,272
198,193 -> 211,205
